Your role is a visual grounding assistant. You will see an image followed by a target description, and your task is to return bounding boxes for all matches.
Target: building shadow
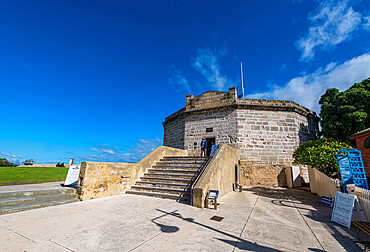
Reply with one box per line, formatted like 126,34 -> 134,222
298,122 -> 319,146
246,187 -> 368,251
152,208 -> 319,251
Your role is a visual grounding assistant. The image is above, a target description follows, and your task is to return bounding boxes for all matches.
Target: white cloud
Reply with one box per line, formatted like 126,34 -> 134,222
169,66 -> 191,93
192,48 -> 232,91
0,152 -> 23,165
247,52 -> 370,113
72,139 -> 162,163
364,16 -> 370,30
297,0 -> 362,61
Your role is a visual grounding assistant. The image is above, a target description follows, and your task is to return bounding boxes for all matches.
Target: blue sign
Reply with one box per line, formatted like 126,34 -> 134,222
208,190 -> 219,200
336,149 -> 368,191
321,196 -> 334,207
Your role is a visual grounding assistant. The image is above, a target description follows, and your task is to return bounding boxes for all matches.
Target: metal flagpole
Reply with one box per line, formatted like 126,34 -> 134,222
241,62 -> 245,98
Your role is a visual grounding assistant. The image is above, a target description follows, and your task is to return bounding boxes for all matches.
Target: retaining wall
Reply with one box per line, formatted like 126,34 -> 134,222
78,146 -> 188,200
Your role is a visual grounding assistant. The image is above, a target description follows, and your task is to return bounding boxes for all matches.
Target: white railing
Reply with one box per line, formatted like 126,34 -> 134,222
355,187 -> 370,222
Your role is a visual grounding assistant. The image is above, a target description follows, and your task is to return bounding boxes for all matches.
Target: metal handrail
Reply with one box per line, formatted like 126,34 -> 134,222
190,145 -> 220,206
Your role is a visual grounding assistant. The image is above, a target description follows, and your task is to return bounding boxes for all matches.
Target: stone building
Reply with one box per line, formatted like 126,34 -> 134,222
163,87 -> 320,187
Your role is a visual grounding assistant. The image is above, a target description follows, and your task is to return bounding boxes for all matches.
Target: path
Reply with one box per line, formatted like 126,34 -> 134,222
0,188 -> 367,251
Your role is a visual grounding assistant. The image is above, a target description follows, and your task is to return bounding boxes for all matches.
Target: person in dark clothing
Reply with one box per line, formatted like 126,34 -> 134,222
201,138 -> 207,157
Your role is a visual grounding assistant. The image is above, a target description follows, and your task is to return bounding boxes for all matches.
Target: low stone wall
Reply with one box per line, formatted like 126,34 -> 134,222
192,144 -> 239,208
239,161 -> 288,187
78,146 -> 188,200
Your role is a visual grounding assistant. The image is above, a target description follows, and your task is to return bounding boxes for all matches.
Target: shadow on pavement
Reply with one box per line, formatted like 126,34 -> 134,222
247,187 -> 367,251
153,208 -> 289,251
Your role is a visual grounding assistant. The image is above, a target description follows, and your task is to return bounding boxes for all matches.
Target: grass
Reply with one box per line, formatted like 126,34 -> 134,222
0,166 -> 69,186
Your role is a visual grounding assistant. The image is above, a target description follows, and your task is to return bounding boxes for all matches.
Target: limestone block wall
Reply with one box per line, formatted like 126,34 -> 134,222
239,161 -> 288,187
184,109 -> 237,156
78,162 -> 140,200
186,88 -> 236,111
235,109 -> 319,164
78,146 -> 188,200
163,110 -> 185,150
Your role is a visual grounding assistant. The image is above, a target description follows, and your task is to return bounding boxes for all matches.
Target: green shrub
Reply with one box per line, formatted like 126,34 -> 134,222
293,138 -> 352,177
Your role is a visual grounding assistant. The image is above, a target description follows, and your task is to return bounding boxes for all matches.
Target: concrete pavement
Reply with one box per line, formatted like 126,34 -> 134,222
0,181 -> 66,193
0,188 -> 367,251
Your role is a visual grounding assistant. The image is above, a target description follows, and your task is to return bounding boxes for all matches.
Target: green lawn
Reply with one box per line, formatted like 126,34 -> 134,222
0,166 -> 69,186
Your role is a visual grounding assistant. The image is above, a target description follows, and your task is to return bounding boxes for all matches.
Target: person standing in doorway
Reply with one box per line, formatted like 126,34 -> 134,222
201,138 -> 207,157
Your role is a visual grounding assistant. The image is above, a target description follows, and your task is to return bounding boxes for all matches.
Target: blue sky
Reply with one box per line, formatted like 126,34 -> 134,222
1,0 -> 369,164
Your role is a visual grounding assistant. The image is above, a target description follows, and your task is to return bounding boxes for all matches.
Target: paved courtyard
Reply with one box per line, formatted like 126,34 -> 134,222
0,187 -> 368,251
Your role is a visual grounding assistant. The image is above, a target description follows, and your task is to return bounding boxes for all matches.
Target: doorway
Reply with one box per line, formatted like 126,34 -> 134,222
205,137 -> 215,157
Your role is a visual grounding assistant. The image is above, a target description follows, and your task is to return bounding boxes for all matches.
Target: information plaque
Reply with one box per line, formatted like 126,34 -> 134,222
331,192 -> 355,229
64,165 -> 80,186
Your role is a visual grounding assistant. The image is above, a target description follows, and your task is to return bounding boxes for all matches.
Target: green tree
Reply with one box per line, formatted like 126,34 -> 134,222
319,78 -> 370,141
293,138 -> 352,177
0,158 -> 17,167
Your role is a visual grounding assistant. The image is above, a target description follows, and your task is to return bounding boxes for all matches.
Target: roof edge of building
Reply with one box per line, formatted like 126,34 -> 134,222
349,127 -> 370,139
163,98 -> 319,125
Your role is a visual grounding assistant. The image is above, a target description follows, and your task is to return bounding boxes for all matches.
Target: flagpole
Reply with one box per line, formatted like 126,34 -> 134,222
241,62 -> 245,98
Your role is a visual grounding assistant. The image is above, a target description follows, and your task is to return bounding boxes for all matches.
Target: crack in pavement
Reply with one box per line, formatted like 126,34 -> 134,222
286,190 -> 326,251
232,188 -> 262,252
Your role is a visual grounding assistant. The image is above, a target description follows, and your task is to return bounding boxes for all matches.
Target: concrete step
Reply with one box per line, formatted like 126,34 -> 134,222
0,193 -> 77,208
143,173 -> 196,180
130,186 -> 190,195
135,181 -> 190,190
0,187 -> 79,215
156,161 -> 205,165
162,156 -> 206,159
0,198 -> 80,215
140,177 -> 193,184
152,165 -> 202,169
127,190 -> 191,202
0,188 -> 76,200
148,169 -> 199,175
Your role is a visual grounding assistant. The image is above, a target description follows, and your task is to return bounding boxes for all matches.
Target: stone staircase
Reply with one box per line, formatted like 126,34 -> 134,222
127,156 -> 208,202
0,188 -> 79,215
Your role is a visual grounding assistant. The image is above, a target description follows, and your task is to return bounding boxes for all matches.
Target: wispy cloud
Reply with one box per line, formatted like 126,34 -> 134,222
0,152 -> 23,165
364,16 -> 370,30
71,139 -> 162,163
297,0 -> 362,61
192,48 -> 232,91
248,52 -> 370,113
169,66 -> 191,93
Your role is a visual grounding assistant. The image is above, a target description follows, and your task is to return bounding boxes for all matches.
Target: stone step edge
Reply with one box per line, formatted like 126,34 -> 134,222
127,190 -> 191,200
162,156 -> 206,158
156,161 -> 206,164
140,177 -> 193,183
144,173 -> 195,177
0,188 -> 77,199
0,193 -> 77,204
152,165 -> 203,169
135,181 -> 190,188
0,198 -> 80,214
148,169 -> 198,173
130,186 -> 191,193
